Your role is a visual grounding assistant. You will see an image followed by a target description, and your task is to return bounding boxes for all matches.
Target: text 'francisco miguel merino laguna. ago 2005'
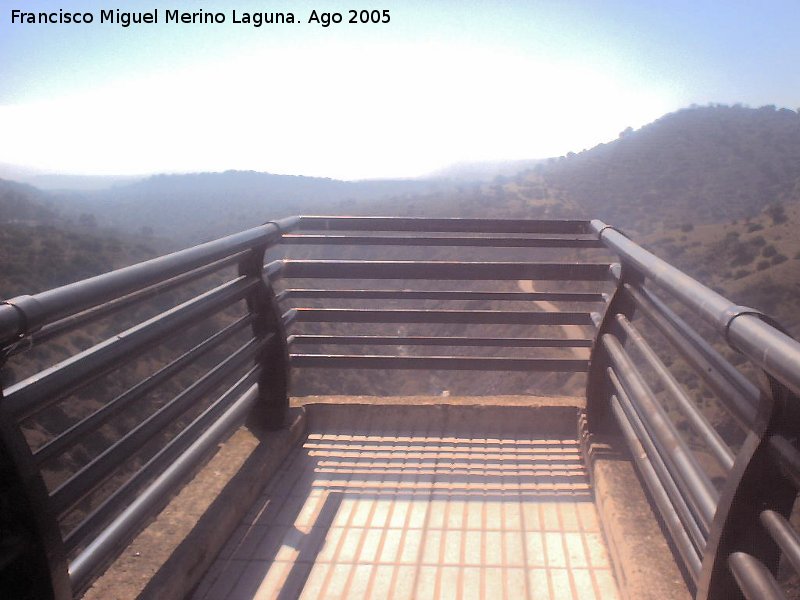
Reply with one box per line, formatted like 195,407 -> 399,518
10,8 -> 392,28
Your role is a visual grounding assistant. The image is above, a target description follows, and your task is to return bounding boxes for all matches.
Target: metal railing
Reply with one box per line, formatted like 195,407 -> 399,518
589,220 -> 800,600
0,217 -> 297,599
0,215 -> 799,599
278,216 -> 608,376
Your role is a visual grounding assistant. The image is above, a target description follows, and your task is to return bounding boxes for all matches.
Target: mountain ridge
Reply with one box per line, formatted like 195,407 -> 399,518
537,104 -> 800,232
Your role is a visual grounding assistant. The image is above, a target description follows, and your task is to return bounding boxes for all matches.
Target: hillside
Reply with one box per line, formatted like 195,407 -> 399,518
34,168 -> 588,247
645,201 -> 800,337
489,104 -> 800,336
537,105 -> 800,232
0,178 -> 60,223
12,105 -> 800,246
0,224 -> 160,300
0,179 -> 162,298
54,171 -> 454,245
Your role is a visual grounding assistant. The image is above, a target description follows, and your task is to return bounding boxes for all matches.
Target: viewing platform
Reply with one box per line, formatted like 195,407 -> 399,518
190,401 -> 619,600
1,216 -> 799,599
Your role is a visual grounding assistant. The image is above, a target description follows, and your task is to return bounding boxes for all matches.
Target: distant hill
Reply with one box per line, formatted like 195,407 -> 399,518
0,223 -> 160,300
0,178 -> 161,298
644,202 -> 800,337
537,105 -> 800,232
0,162 -> 143,191
0,178 -> 60,223
427,159 -> 543,181
53,171 -> 452,244
488,104 -> 800,335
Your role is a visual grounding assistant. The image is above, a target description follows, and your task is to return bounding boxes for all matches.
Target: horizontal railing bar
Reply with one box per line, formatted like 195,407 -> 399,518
63,366 -> 260,556
728,552 -> 787,600
282,289 -> 606,302
761,510 -> 800,576
0,217 -> 297,344
290,354 -> 589,371
281,233 -> 605,248
33,314 -> 255,465
282,260 -> 613,281
594,219 -> 800,398
727,315 -> 800,399
282,309 -> 297,328
608,369 -> 708,553
626,283 -> 759,428
263,260 -> 284,280
629,283 -> 760,404
4,277 -> 257,421
68,381 -> 259,590
616,314 -> 734,472
2,252 -> 248,358
288,334 -> 594,348
603,334 -> 719,529
593,219 -> 743,327
610,393 -> 703,577
292,308 -> 595,325
297,215 -> 592,234
50,336 -> 266,517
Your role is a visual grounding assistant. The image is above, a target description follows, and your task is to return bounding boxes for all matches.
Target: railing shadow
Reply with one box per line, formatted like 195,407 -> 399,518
193,403 -> 606,599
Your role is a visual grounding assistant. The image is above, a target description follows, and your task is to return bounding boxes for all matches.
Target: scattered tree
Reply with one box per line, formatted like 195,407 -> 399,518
767,202 -> 788,225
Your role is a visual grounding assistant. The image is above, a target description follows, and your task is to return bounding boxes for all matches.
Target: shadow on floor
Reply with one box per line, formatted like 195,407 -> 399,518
192,403 -> 618,600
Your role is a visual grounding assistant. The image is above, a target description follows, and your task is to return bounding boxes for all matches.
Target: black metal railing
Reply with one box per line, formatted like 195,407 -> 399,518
0,214 -> 799,600
589,220 -> 800,600
0,217 -> 297,599
277,216 -> 608,377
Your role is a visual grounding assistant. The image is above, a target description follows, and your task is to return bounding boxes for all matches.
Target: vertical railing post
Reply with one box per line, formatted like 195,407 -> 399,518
698,353 -> 800,599
239,235 -> 291,430
586,223 -> 642,432
0,362 -> 71,599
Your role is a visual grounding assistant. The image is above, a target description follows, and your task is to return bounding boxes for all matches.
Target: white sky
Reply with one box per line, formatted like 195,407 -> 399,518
0,1 -> 797,180
0,43 -> 677,178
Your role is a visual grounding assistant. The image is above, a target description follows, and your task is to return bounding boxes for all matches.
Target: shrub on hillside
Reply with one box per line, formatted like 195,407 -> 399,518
767,202 -> 788,225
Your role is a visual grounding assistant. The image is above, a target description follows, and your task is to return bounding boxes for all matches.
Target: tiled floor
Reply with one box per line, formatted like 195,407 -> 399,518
191,404 -> 619,599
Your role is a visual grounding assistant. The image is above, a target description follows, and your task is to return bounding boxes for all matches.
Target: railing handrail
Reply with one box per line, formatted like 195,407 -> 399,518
0,216 -> 299,345
296,214 -> 594,234
591,218 -> 800,599
0,217 -> 298,599
592,219 -> 800,397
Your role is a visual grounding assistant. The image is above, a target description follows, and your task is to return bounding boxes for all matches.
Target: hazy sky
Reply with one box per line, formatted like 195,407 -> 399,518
1,1 -> 798,179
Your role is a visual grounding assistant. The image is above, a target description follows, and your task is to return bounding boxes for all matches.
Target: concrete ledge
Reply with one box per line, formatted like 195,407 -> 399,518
581,413 -> 692,600
81,407 -> 306,600
303,400 -> 584,437
293,394 -> 586,408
